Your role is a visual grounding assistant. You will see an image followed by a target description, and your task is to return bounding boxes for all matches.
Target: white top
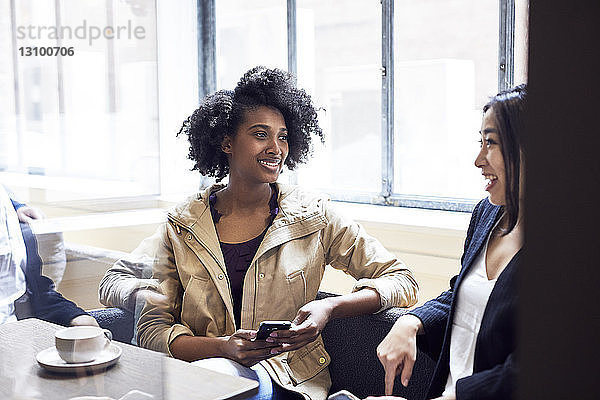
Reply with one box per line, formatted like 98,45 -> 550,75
442,227 -> 498,397
0,185 -> 27,324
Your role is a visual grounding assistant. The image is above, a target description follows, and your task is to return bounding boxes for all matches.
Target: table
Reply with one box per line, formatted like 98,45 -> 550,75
0,318 -> 258,400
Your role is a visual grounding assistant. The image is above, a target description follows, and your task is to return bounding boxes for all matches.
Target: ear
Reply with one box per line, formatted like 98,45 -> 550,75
221,136 -> 232,154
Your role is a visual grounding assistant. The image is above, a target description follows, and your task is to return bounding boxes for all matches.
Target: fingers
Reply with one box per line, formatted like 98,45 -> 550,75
379,348 -> 414,394
292,308 -> 309,325
263,329 -> 319,354
287,316 -> 319,338
377,342 -> 402,394
26,207 -> 43,220
384,362 -> 398,396
16,206 -> 43,223
400,354 -> 415,387
231,329 -> 257,341
267,326 -> 318,346
69,315 -> 100,327
235,347 -> 279,367
232,331 -> 279,349
226,331 -> 282,366
16,210 -> 33,223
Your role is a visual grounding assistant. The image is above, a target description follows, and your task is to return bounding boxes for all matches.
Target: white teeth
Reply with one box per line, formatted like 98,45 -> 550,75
483,174 -> 497,187
259,160 -> 280,168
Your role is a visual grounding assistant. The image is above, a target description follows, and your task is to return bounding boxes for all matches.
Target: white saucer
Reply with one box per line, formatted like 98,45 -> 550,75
36,343 -> 122,373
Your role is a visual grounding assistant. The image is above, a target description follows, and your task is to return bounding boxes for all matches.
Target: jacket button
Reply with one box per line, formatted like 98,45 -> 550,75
218,274 -> 224,280
186,234 -> 192,241
318,357 -> 326,364
258,273 -> 265,279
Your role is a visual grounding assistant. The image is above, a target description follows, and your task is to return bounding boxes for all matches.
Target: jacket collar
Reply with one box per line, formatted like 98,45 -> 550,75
255,184 -> 328,261
166,182 -> 328,261
461,199 -> 503,271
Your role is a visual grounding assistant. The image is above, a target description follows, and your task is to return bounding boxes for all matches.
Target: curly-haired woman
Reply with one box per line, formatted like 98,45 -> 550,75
103,66 -> 418,400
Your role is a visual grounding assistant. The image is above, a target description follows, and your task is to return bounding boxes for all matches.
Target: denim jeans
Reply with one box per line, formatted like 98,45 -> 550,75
191,357 -> 298,400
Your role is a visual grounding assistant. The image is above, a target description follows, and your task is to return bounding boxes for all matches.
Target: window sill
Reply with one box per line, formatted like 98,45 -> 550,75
331,200 -> 471,237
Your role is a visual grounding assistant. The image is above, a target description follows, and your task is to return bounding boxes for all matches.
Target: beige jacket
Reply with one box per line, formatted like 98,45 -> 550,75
137,183 -> 418,399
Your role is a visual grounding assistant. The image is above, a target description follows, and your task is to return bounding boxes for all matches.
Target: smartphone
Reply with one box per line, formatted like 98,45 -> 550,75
254,320 -> 292,340
327,390 -> 361,400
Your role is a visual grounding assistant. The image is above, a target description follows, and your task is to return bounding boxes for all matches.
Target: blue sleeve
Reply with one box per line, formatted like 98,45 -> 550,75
11,198 -> 25,210
455,352 -> 516,400
409,280 -> 455,359
408,199 -> 487,359
20,223 -> 88,326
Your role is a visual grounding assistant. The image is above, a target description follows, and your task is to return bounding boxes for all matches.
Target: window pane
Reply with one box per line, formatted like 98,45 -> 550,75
296,0 -> 381,194
514,0 -> 529,85
1,0 -> 160,201
393,0 -> 498,200
0,1 -> 20,169
215,0 -> 287,90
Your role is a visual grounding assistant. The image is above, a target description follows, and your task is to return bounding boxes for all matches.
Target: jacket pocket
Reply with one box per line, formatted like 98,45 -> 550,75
284,336 -> 331,385
181,274 -> 226,335
286,269 -> 307,308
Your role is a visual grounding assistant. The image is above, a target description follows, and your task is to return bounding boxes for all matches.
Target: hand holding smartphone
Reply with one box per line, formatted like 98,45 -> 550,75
254,320 -> 292,340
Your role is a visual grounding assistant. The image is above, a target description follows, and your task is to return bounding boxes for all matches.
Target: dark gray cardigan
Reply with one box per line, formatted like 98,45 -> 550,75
411,198 -> 518,400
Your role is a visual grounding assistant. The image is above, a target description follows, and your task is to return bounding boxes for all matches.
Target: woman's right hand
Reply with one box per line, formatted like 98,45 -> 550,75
377,314 -> 423,395
222,329 -> 280,367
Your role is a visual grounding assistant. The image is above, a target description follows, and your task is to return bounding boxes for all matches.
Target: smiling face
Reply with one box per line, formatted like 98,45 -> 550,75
222,105 -> 289,184
475,107 -> 506,206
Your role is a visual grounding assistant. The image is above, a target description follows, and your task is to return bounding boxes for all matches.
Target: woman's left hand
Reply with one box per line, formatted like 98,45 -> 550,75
16,206 -> 43,223
266,299 -> 333,352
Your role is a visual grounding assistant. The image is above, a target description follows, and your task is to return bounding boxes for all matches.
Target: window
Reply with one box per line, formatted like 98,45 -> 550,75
294,0 -> 382,194
392,0 -> 498,202
215,0 -> 287,90
0,0 -> 200,203
210,0 -> 528,211
1,1 -> 528,211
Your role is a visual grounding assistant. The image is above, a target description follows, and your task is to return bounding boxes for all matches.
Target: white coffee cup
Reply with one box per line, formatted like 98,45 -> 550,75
55,326 -> 113,363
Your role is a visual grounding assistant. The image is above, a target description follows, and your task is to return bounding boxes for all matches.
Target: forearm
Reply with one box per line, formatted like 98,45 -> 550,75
325,287 -> 382,320
169,334 -> 229,362
392,313 -> 424,335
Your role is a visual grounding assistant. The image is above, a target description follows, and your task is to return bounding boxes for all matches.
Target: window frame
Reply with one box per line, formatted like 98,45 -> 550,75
199,0 -> 516,212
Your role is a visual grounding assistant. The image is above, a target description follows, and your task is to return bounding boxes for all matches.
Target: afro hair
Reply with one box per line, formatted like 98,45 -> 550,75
177,66 -> 323,181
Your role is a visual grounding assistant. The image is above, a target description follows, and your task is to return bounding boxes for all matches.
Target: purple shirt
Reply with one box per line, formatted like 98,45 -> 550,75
209,185 -> 279,327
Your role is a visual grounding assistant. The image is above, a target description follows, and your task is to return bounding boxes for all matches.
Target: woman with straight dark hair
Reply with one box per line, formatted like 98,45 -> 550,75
371,85 -> 526,400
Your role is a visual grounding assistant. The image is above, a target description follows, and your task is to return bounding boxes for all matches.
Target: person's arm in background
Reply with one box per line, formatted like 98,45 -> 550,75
98,227 -> 162,312
13,199 -> 97,327
11,198 -> 44,222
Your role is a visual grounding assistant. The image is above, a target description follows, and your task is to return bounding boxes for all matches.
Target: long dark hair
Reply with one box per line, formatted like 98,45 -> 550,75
483,84 -> 527,234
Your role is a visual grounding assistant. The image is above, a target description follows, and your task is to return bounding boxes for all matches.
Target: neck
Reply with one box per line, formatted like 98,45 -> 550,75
220,176 -> 273,211
496,208 -> 524,243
